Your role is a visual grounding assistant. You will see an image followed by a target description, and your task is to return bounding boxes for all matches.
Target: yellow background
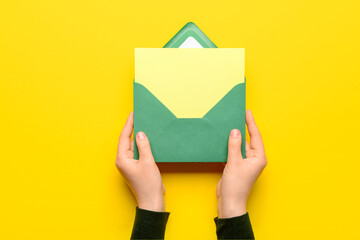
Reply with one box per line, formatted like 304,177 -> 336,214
1,0 -> 360,239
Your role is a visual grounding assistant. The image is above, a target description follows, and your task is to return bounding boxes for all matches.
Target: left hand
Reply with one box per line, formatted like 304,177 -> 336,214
116,112 -> 166,212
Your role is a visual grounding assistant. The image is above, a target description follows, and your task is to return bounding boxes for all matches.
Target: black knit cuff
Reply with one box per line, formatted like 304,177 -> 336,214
131,207 -> 170,240
214,213 -> 254,239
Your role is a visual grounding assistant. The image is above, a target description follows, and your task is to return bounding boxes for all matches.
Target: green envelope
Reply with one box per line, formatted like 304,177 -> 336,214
133,23 -> 246,162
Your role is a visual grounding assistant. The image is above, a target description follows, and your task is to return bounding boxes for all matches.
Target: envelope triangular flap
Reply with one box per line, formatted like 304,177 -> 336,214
203,81 -> 246,158
133,82 -> 176,141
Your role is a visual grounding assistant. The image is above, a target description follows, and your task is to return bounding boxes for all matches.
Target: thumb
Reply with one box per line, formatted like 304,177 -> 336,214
227,129 -> 243,162
136,131 -> 154,162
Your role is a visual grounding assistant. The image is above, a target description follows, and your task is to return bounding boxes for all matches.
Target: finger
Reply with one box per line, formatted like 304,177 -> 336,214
130,138 -> 134,151
136,131 -> 154,162
118,112 -> 134,154
246,110 -> 264,152
227,129 -> 243,162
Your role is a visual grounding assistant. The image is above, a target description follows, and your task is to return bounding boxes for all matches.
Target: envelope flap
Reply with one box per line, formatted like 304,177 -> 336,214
133,82 -> 177,160
203,82 -> 246,158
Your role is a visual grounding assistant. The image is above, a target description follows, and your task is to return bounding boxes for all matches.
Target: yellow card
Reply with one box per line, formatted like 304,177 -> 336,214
135,48 -> 245,118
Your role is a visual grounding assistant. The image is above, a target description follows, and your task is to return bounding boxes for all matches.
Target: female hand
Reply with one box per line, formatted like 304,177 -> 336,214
217,110 -> 267,218
116,112 -> 166,212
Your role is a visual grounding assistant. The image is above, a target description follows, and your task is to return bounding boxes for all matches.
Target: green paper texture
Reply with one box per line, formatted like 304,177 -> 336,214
133,22 -> 246,162
163,22 -> 217,48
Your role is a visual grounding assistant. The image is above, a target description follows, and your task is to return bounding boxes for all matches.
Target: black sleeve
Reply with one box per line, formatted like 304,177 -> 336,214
130,207 -> 170,240
214,213 -> 255,239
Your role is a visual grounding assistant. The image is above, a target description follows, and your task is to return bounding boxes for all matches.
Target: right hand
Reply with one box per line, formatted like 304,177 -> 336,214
217,110 -> 267,218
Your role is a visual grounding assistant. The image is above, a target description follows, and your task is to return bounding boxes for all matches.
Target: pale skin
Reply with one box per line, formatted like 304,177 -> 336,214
116,110 -> 267,217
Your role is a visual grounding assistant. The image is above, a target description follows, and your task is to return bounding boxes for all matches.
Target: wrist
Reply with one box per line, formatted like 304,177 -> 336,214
138,196 -> 165,212
218,198 -> 247,218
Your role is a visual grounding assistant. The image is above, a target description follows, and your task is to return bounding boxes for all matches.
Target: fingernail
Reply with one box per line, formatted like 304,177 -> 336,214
231,129 -> 240,138
137,131 -> 145,140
